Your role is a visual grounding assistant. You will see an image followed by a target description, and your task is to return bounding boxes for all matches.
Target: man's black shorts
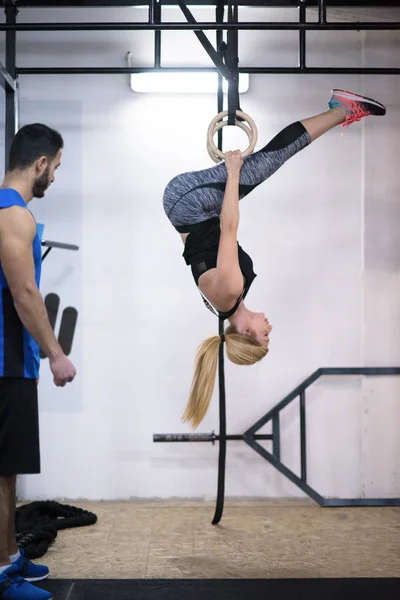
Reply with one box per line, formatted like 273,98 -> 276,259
0,378 -> 40,476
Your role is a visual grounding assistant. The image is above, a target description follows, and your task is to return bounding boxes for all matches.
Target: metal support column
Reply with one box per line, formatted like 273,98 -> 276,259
153,0 -> 161,68
299,391 -> 307,482
299,0 -> 306,70
5,2 -> 18,172
318,0 -> 327,24
216,0 -> 224,153
226,0 -> 241,124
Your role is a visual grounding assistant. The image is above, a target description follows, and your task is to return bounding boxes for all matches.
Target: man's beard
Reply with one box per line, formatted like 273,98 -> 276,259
33,167 -> 51,199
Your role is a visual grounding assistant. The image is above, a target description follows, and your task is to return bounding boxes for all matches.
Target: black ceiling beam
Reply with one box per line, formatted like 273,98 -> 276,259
1,21 -> 399,30
17,66 -> 400,74
10,0 -> 400,7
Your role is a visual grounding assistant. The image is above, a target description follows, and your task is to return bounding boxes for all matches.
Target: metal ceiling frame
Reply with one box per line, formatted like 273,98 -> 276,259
0,0 -> 398,163
0,0 -> 398,161
8,0 -> 400,7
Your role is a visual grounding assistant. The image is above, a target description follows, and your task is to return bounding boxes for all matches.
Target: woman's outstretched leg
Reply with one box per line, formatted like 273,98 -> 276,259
234,109 -> 345,196
164,89 -> 386,228
238,106 -> 347,188
301,106 -> 345,141
236,88 -> 386,196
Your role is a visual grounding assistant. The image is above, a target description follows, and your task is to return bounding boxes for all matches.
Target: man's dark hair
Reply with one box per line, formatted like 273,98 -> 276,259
8,123 -> 64,171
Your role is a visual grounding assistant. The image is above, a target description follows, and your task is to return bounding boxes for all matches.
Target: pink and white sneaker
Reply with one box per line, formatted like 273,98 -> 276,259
328,89 -> 386,131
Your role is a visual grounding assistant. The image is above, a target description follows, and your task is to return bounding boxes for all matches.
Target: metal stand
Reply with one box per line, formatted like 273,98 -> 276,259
4,1 -> 18,172
41,240 -> 79,262
154,367 -> 400,519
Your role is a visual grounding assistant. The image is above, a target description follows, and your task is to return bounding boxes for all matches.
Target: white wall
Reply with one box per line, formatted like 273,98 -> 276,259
2,6 -> 398,501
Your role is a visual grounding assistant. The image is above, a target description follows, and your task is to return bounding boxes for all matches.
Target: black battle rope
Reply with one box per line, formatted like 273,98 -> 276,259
212,318 -> 227,525
15,501 -> 97,560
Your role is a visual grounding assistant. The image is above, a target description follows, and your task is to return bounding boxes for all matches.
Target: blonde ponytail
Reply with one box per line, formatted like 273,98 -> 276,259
182,334 -> 221,429
182,325 -> 269,429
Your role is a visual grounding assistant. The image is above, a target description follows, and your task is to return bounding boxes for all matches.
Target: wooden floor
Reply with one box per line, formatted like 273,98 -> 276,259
40,500 -> 400,579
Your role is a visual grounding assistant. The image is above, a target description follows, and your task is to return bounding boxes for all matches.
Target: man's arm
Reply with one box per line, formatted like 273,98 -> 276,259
0,206 -> 63,360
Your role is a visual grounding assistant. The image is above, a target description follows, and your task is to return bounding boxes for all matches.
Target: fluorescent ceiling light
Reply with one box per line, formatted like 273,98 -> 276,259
130,72 -> 249,94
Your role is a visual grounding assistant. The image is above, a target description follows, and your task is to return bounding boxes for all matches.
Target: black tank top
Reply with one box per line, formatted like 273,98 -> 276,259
177,217 -> 257,319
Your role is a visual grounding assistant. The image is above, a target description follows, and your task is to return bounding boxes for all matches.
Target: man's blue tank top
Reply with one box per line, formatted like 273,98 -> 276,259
0,189 -> 42,379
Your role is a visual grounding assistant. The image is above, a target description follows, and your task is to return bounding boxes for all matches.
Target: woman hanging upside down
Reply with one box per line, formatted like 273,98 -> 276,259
163,89 -> 386,428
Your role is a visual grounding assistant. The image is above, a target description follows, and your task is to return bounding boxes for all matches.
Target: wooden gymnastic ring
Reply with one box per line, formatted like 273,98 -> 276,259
207,120 -> 254,163
207,110 -> 258,163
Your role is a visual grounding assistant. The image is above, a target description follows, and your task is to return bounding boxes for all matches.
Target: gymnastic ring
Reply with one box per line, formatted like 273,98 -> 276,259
207,110 -> 258,163
207,120 -> 255,163
207,111 -> 257,163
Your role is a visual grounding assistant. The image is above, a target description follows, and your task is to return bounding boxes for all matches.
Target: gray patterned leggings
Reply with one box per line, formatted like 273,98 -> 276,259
163,121 -> 311,232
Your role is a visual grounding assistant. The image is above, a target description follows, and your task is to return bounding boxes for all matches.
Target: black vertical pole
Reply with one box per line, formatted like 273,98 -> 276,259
272,413 -> 280,460
5,2 -> 18,173
212,318 -> 227,525
299,0 -> 306,70
226,0 -> 240,125
149,0 -> 155,24
318,0 -> 327,25
154,0 -> 161,68
300,391 -> 307,482
216,0 -> 224,153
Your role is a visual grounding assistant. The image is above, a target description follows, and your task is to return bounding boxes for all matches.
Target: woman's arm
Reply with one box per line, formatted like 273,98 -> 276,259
220,171 -> 240,232
214,151 -> 244,297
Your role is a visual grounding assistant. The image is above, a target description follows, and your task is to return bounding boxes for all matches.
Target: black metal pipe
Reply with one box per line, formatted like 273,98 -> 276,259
14,76 -> 19,140
299,0 -> 306,70
318,0 -> 327,24
272,414 -> 280,460
300,391 -> 307,482
242,67 -> 400,74
216,0 -> 224,152
149,0 -> 155,23
41,247 -> 53,262
154,0 -> 161,68
323,498 -> 400,507
154,34 -> 161,67
226,0 -> 239,125
153,433 -> 273,442
42,241 -> 79,250
5,3 -> 18,172
16,67 -> 400,75
2,22 -> 400,31
320,367 -> 400,376
13,0 -> 400,7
